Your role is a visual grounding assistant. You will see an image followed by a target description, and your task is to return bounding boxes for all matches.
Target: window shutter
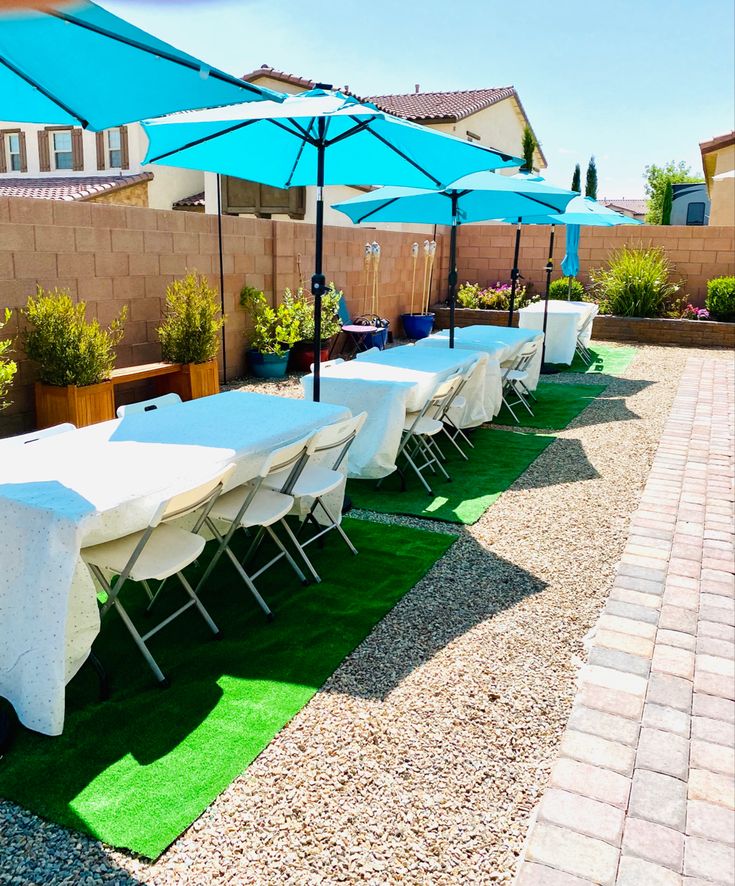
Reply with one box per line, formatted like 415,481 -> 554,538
18,131 -> 27,173
0,135 -> 6,174
120,126 -> 129,169
38,130 -> 51,172
96,132 -> 105,170
72,129 -> 84,171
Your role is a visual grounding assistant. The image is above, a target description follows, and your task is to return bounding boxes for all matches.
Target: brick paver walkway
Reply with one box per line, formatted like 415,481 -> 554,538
516,356 -> 735,886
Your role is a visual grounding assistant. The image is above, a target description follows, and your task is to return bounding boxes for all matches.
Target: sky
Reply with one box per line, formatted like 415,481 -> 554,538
103,0 -> 735,197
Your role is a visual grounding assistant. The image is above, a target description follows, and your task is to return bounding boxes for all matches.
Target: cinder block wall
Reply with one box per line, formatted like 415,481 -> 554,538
0,197 -> 442,433
455,224 -> 735,303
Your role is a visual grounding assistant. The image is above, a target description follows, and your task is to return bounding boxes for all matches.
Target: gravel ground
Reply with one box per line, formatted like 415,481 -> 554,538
1,343 -> 731,886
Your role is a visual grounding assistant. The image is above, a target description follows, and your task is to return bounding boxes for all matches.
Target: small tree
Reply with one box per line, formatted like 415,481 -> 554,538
571,164 -> 581,193
0,310 -> 17,410
661,180 -> 673,225
521,125 -> 536,173
644,161 -> 703,224
585,156 -> 598,199
158,271 -> 224,364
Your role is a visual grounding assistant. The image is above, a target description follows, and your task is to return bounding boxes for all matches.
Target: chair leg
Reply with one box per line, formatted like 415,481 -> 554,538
279,518 -> 322,583
502,393 -> 520,423
112,598 -> 168,685
315,498 -> 359,556
223,547 -> 273,617
177,572 -> 220,637
264,523 -> 308,584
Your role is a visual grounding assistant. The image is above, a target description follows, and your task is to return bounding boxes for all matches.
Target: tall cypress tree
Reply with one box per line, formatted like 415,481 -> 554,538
585,156 -> 598,198
521,125 -> 536,173
571,164 -> 581,193
661,180 -> 673,225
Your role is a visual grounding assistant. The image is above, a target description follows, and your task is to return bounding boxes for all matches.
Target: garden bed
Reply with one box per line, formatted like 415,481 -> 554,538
431,305 -> 735,348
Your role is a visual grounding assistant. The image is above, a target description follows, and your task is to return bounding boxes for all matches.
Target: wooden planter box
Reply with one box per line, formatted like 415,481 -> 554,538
35,380 -> 115,429
162,359 -> 220,401
432,305 -> 735,348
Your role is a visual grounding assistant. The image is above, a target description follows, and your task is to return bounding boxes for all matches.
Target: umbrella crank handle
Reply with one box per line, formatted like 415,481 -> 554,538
311,274 -> 326,296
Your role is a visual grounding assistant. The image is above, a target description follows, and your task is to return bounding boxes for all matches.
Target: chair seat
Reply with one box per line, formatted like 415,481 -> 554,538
83,524 -> 205,582
404,413 -> 443,435
342,324 -> 379,334
264,464 -> 343,499
210,485 -> 294,528
506,369 -> 529,381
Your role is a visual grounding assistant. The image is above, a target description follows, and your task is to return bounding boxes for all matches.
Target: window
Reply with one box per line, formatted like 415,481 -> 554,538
53,130 -> 73,169
7,133 -> 21,172
686,202 -> 706,226
108,128 -> 122,168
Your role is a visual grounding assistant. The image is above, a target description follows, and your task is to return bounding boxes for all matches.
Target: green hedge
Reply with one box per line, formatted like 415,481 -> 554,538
705,276 -> 735,322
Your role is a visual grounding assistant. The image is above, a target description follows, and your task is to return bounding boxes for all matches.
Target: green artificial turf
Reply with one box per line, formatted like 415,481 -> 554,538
551,344 -> 637,376
494,382 -> 607,430
0,518 -> 454,859
348,428 -> 554,524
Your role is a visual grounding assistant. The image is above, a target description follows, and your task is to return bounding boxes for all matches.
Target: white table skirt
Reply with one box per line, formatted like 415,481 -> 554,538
415,325 -> 545,404
518,300 -> 598,365
0,391 -> 349,736
302,345 -> 489,479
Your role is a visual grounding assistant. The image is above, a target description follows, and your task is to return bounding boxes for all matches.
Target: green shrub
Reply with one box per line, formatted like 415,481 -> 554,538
158,272 -> 223,364
23,287 -> 125,387
705,276 -> 735,322
548,277 -> 586,301
240,287 -> 301,356
282,283 -> 343,342
591,246 -> 682,318
0,309 -> 17,410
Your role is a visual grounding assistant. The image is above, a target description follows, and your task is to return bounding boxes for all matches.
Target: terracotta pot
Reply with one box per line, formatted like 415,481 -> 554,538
34,379 -> 115,429
288,341 -> 331,372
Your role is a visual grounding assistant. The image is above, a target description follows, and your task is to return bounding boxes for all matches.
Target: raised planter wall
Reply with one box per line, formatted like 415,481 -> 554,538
432,306 -> 735,349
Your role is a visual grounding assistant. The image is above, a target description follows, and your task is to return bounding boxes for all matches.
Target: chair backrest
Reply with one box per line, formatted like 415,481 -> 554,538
307,412 -> 368,470
354,347 -> 380,360
117,393 -> 182,418
407,375 -> 462,431
310,357 -> 344,373
153,463 -> 236,527
0,422 -> 76,448
336,294 -> 352,325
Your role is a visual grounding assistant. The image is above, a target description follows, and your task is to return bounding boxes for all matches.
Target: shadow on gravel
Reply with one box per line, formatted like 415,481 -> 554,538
548,375 -> 654,431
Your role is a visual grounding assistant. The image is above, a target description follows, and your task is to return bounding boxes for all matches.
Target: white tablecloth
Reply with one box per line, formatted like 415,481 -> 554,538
0,391 -> 349,736
518,300 -> 598,365
415,325 -> 545,410
302,345 -> 489,479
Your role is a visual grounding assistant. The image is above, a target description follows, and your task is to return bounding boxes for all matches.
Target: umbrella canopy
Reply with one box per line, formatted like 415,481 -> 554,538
142,89 -> 522,399
561,225 -> 581,278
507,196 -> 642,227
332,172 -> 576,339
0,0 -> 281,130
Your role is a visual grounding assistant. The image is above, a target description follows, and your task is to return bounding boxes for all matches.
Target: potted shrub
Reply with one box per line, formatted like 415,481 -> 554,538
285,283 -> 343,371
158,271 -> 223,399
0,310 -> 17,413
240,287 -> 301,378
23,287 -> 125,428
705,276 -> 735,322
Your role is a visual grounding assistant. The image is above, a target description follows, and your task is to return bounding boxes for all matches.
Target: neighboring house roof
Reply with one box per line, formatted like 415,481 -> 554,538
0,172 -> 153,201
242,65 -> 546,166
174,191 -> 205,208
699,130 -> 735,155
600,198 -> 647,217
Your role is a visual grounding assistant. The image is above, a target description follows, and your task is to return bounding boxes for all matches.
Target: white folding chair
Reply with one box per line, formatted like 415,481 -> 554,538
309,357 -> 344,372
265,412 -> 367,583
380,376 -> 462,496
575,313 -> 595,365
116,393 -> 182,418
501,342 -> 539,423
82,464 -> 236,687
0,423 -> 76,448
434,357 -> 481,461
193,435 -> 314,619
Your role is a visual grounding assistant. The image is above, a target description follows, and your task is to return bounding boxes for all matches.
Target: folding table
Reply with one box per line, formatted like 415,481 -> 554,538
517,300 -> 598,365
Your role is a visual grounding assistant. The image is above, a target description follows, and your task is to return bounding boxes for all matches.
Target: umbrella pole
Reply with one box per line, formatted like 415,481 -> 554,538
216,173 -> 227,383
448,196 -> 458,348
540,224 -> 560,375
508,218 -> 522,327
311,127 -> 326,402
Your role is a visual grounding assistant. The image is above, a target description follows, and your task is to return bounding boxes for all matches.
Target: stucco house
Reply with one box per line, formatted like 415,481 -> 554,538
0,120 -> 203,209
196,65 -> 545,227
700,130 -> 735,227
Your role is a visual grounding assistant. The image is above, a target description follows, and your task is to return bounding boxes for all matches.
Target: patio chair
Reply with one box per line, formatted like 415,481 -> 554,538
575,313 -> 595,365
117,393 -> 182,418
263,412 -> 367,583
329,295 -> 380,360
380,376 -> 463,496
192,435 -> 314,619
501,342 -> 539,423
434,357 -> 481,461
0,423 -> 76,448
81,464 -> 236,687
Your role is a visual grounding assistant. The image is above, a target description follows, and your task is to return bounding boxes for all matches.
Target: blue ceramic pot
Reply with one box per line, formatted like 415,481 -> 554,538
402,312 -> 435,340
365,327 -> 389,350
248,349 -> 290,379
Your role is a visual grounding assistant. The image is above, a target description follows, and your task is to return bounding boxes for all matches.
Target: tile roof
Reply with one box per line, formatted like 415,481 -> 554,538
241,65 -> 318,91
173,191 -> 205,208
367,87 -> 517,122
0,173 -> 153,202
600,198 -> 647,216
699,130 -> 735,154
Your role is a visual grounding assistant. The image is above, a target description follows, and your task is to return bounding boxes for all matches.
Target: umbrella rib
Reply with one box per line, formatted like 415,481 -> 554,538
48,9 -> 267,99
359,125 -> 443,187
283,118 -> 317,188
323,118 -> 373,147
355,196 -> 401,224
520,193 -> 571,212
0,53 -> 89,127
146,118 -> 261,164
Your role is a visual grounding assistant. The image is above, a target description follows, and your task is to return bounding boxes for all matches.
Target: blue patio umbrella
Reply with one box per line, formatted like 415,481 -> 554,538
332,172 -> 576,343
0,0 -> 281,130
142,89 -> 521,398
